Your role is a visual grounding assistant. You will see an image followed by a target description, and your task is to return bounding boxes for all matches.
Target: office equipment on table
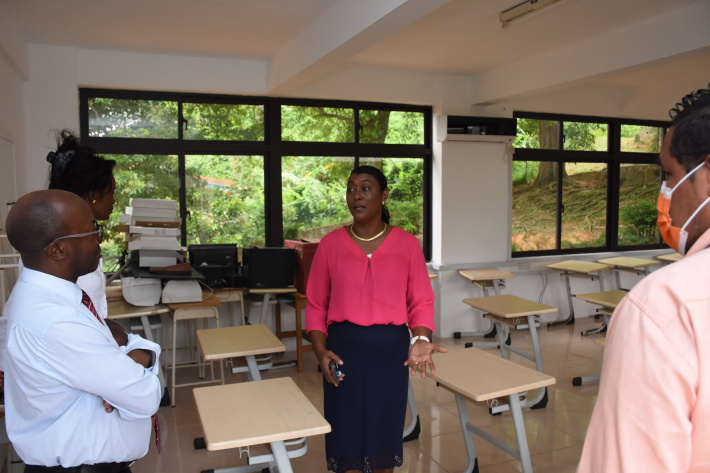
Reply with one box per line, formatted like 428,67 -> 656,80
429,348 -> 556,473
121,276 -> 162,306
161,279 -> 203,304
545,260 -> 612,327
194,377 -> 330,473
284,239 -> 319,294
596,256 -> 661,290
572,289 -> 626,386
196,324 -> 286,382
455,268 -> 515,343
165,294 -> 222,407
189,244 -> 244,288
656,252 -> 682,264
462,294 -> 557,411
242,247 -> 296,289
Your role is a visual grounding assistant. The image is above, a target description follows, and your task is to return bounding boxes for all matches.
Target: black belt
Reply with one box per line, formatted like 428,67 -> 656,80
27,462 -> 133,473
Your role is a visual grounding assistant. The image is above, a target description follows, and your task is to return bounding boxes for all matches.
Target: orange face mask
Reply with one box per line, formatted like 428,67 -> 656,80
656,161 -> 710,255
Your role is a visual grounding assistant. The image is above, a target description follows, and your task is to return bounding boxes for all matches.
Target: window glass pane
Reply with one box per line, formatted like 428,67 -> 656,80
620,125 -> 663,153
618,164 -> 661,246
281,157 -> 354,240
102,154 -> 180,258
362,157 -> 425,247
563,121 -> 608,151
514,119 -> 560,150
281,106 -> 354,142
88,98 -> 178,138
562,163 -> 607,249
186,155 -> 265,246
512,161 -> 557,251
360,110 -> 425,144
183,103 -> 265,141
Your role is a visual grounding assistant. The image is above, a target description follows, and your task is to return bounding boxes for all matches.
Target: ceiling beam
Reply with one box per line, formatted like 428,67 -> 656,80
267,0 -> 453,95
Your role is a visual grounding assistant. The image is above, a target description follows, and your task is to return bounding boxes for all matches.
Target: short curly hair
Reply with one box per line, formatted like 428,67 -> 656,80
668,83 -> 710,172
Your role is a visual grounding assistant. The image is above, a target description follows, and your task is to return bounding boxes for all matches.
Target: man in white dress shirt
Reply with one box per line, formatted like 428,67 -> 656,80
3,190 -> 161,473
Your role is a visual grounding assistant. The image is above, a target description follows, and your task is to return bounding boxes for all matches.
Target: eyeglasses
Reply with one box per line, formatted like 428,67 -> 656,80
44,220 -> 104,251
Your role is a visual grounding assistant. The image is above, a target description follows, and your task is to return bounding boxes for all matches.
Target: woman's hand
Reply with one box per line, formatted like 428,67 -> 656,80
404,340 -> 449,378
316,348 -> 345,387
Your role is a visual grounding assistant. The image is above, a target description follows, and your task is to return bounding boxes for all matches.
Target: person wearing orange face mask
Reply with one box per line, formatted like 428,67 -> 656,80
577,84 -> 710,473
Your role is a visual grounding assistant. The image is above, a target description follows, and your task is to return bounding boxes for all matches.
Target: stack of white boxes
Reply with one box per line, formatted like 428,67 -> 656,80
119,198 -> 181,268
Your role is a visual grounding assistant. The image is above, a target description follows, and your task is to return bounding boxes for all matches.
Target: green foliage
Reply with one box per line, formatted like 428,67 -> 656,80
183,103 -> 264,141
619,199 -> 658,245
563,122 -> 607,151
281,106 -> 354,142
514,118 -> 541,149
512,161 -> 539,186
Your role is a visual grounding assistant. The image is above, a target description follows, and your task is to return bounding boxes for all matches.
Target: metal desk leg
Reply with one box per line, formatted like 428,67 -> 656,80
509,394 -> 533,473
548,272 -> 575,327
403,379 -> 420,442
231,354 -> 269,380
258,293 -> 271,324
525,315 -> 548,409
268,441 -> 294,473
455,395 -> 479,473
139,315 -> 167,401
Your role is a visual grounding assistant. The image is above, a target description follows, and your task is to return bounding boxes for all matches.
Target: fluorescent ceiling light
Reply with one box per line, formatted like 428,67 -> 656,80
500,0 -> 563,28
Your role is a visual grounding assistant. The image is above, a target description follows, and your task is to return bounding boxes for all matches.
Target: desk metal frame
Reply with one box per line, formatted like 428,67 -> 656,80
545,261 -> 611,327
456,268 -> 515,346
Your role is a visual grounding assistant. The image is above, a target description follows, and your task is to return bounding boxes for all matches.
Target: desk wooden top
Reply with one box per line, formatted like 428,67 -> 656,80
197,324 -> 286,359
458,268 -> 515,282
596,256 -> 661,269
107,300 -> 170,319
595,337 -> 606,347
575,289 -> 627,308
167,292 -> 222,310
656,252 -> 682,263
248,287 -> 297,294
429,274 -> 438,280
462,294 -> 557,318
194,377 -> 331,450
429,348 -> 555,402
546,260 -> 613,274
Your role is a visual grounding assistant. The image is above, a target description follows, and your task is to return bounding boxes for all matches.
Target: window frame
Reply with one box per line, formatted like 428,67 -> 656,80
79,88 -> 433,260
512,111 -> 669,257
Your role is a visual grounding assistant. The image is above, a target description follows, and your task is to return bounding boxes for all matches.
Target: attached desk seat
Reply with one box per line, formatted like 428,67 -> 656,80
196,324 -> 286,382
456,268 -> 515,343
462,294 -> 557,412
572,289 -> 626,386
545,260 -> 612,327
656,252 -> 682,264
429,348 -> 556,473
194,377 -> 331,473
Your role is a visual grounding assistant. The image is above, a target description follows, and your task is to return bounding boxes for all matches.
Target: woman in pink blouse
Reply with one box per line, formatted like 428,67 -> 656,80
306,165 -> 447,473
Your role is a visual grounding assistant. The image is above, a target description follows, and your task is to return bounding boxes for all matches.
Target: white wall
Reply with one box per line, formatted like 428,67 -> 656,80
12,43 -> 671,342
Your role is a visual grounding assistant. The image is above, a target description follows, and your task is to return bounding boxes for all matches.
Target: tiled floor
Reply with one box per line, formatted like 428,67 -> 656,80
134,316 -> 607,473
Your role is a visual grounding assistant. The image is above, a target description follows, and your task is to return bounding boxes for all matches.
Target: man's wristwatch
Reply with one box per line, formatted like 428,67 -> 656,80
410,335 -> 430,346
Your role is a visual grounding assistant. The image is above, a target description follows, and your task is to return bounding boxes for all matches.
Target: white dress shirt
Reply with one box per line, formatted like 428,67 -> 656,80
3,268 -> 162,467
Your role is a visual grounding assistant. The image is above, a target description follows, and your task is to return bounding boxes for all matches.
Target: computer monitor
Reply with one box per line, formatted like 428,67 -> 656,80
188,244 -> 239,288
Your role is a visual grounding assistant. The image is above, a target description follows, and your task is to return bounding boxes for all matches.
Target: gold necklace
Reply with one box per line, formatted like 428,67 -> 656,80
350,223 -> 387,242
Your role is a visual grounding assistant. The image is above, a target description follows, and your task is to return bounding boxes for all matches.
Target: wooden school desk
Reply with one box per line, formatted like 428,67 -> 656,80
196,324 -> 286,382
596,256 -> 660,290
544,260 -> 612,327
462,294 -> 557,411
455,268 -> 516,343
656,252 -> 682,264
429,348 -> 556,473
572,289 -> 627,386
213,287 -> 247,326
194,377 -> 331,473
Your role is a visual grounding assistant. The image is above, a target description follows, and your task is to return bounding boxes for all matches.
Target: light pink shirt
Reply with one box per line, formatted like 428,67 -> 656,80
577,228 -> 710,473
305,226 -> 435,335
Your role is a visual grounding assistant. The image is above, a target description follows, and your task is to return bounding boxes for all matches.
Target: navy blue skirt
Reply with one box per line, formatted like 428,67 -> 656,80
324,321 -> 410,473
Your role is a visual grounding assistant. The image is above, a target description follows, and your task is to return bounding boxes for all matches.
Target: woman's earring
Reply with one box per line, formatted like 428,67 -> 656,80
92,199 -> 97,204
382,201 -> 385,205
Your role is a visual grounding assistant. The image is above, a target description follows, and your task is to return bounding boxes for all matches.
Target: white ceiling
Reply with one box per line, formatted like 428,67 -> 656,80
3,0 -> 710,119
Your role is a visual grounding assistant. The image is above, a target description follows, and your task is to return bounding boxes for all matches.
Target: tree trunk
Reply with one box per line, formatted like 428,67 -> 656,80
534,120 -> 566,186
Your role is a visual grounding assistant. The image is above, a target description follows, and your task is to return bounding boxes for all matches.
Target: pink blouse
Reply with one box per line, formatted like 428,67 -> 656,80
305,226 -> 435,335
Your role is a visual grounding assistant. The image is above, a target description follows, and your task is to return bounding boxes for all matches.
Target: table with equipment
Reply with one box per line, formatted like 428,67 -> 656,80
461,294 -> 557,411
194,377 -> 331,473
429,348 -> 556,473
